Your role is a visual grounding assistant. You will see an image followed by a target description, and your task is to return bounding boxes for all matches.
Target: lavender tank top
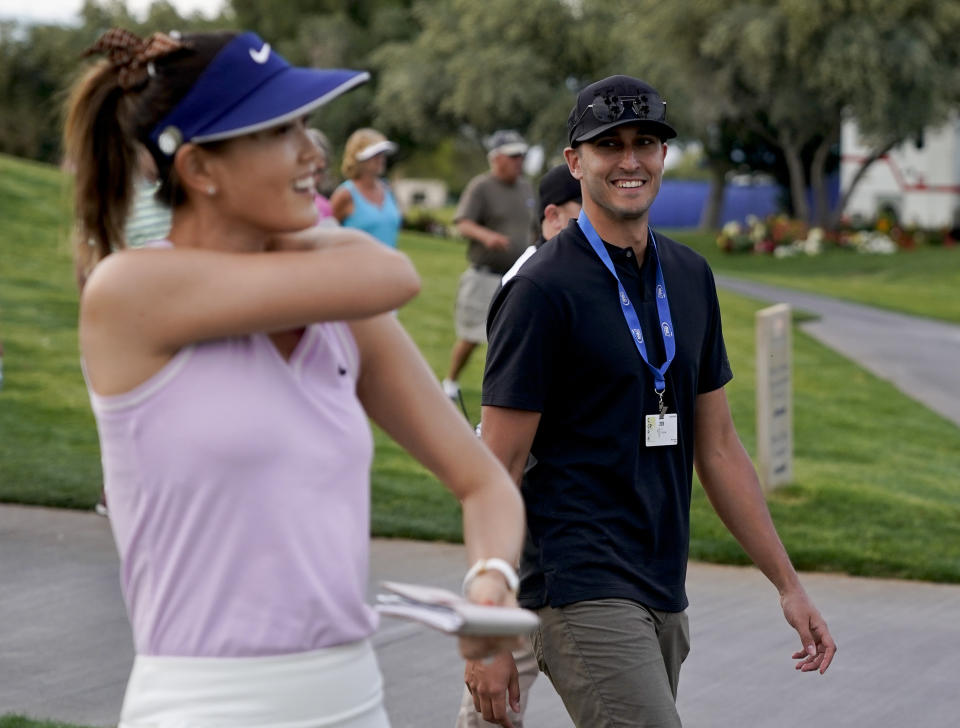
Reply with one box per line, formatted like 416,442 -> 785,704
86,312 -> 377,657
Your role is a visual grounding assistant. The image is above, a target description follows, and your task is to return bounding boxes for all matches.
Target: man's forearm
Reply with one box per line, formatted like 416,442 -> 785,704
480,405 -> 541,489
456,219 -> 498,247
697,445 -> 801,594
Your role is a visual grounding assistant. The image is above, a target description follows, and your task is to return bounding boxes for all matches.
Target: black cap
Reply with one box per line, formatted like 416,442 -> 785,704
567,75 -> 677,146
537,164 -> 582,222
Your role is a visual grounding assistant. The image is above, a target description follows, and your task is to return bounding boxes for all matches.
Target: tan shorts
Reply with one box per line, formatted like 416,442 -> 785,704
454,266 -> 503,343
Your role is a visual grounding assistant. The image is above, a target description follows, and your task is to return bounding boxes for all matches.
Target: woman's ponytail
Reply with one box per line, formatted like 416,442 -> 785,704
62,29 -> 233,289
63,59 -> 137,288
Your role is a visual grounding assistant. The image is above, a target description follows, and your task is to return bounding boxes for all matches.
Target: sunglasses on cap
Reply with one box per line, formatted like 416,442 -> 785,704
573,92 -> 667,127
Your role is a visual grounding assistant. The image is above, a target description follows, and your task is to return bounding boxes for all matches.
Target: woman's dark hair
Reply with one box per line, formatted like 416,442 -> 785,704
63,31 -> 236,287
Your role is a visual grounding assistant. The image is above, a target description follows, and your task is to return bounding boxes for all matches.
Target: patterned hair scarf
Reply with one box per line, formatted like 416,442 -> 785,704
84,28 -> 186,90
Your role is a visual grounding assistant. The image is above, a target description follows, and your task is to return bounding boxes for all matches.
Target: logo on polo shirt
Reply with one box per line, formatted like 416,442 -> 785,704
633,328 -> 643,344
662,322 -> 673,337
249,42 -> 271,64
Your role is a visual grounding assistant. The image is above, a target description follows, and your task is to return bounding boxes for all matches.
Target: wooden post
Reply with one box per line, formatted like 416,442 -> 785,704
756,303 -> 793,490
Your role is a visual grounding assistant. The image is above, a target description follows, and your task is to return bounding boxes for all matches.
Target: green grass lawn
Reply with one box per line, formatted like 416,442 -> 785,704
670,228 -> 960,324
0,155 -> 102,507
2,153 -> 959,587
0,718 -> 94,728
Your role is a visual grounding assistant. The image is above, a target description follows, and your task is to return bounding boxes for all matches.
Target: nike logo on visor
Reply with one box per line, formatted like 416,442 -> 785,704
249,43 -> 271,64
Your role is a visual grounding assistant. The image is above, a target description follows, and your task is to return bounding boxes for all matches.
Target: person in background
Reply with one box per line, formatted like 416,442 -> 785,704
65,28 -> 524,727
331,128 -> 402,246
442,130 -> 535,407
470,75 -> 836,727
455,163 -> 582,728
125,146 -> 172,248
306,127 -> 337,225
501,163 -> 583,285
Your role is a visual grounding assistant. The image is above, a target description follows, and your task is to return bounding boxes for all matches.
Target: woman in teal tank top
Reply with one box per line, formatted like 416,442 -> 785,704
331,128 -> 402,247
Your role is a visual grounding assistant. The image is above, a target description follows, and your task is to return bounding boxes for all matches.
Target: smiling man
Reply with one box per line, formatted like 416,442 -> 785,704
467,76 -> 837,728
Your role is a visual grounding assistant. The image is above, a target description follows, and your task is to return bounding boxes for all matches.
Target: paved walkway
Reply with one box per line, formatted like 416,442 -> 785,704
715,276 -> 960,428
4,505 -> 960,728
4,280 -> 960,727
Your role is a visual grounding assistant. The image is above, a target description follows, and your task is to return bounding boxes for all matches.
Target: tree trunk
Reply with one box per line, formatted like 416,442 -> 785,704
810,126 -> 838,229
699,160 -> 729,230
829,138 -> 898,229
781,138 -> 809,223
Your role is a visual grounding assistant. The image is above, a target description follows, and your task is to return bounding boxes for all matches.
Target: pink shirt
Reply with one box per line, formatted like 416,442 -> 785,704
87,317 -> 377,657
315,193 -> 334,221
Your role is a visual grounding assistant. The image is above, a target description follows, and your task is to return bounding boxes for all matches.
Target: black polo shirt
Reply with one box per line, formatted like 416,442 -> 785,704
482,219 -> 732,612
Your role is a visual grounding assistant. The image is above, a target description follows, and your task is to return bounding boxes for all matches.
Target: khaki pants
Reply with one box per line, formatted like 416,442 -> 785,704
454,639 -> 539,727
533,598 -> 690,728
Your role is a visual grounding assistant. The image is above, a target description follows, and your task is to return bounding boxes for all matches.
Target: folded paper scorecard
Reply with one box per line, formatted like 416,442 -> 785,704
375,581 -> 539,636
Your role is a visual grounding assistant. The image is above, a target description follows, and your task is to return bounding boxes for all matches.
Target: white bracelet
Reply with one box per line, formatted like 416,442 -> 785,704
462,558 -> 519,596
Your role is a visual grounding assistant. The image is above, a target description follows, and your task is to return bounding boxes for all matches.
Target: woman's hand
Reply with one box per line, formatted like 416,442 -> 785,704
458,571 -> 523,660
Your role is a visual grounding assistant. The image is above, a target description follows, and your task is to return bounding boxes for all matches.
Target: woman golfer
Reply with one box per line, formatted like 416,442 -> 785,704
64,28 -> 523,727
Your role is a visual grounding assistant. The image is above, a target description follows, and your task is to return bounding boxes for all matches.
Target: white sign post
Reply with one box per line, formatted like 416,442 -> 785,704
755,303 -> 793,490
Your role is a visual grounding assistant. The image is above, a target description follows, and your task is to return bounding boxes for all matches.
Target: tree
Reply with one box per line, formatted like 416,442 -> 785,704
594,0 -> 750,230
0,22 -> 91,163
371,0 -> 601,163
634,0 -> 960,228
226,0 -> 421,161
810,0 -> 960,226
0,0 -> 223,165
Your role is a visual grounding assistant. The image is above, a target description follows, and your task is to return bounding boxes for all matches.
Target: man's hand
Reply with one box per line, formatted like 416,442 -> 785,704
780,586 -> 837,674
465,651 -> 521,728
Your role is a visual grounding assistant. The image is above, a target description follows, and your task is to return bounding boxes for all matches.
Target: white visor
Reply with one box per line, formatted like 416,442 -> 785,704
490,142 -> 529,157
356,140 -> 398,161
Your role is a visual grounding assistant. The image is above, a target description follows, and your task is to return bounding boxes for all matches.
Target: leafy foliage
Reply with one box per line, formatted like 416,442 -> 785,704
371,0 -> 596,158
0,0 -> 958,219
632,0 -> 960,225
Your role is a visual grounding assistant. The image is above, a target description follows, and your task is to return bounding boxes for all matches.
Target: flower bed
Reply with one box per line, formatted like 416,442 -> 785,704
716,214 -> 957,257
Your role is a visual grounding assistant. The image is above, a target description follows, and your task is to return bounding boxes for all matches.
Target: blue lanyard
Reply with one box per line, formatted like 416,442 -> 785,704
577,210 -> 676,396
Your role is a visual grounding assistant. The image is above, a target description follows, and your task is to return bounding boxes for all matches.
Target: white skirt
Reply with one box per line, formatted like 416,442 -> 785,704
119,639 -> 390,728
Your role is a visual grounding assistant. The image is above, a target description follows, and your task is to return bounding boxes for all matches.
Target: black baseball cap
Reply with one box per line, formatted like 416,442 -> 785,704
537,164 -> 581,222
567,75 -> 677,146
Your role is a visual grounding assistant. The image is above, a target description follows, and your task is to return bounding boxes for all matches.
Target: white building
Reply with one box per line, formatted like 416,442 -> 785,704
391,178 -> 448,211
840,114 -> 960,228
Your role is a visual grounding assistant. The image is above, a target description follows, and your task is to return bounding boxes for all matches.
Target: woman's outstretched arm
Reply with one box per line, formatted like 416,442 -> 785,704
350,314 -> 525,656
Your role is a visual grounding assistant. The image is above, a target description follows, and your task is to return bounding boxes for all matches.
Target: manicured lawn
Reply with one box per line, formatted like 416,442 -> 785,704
0,155 -> 102,507
0,718 -> 95,728
2,153 -> 959,585
669,228 -> 960,324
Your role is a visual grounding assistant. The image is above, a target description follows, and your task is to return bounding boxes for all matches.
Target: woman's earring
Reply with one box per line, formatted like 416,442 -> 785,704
206,186 -> 216,196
